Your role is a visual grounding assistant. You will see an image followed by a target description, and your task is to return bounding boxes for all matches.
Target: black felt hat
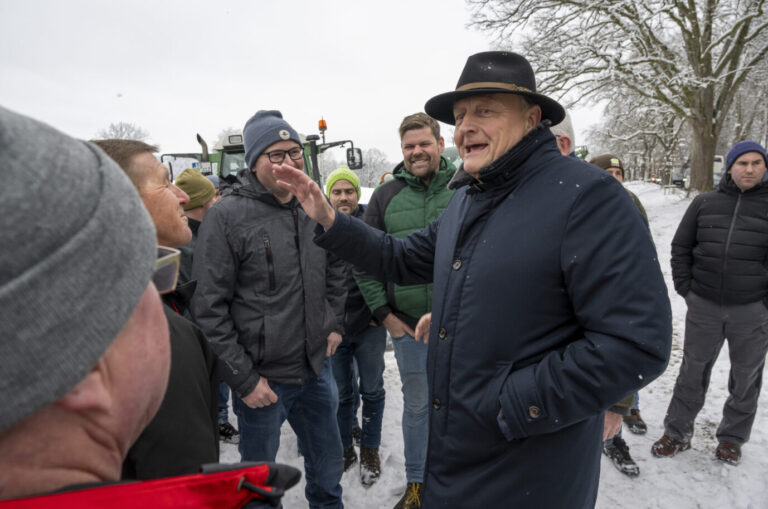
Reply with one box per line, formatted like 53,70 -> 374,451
424,51 -> 565,126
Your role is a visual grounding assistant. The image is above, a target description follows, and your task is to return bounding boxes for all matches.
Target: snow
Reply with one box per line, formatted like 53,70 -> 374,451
220,182 -> 768,508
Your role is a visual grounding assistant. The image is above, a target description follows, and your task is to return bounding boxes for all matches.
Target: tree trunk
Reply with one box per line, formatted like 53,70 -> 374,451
689,118 -> 717,192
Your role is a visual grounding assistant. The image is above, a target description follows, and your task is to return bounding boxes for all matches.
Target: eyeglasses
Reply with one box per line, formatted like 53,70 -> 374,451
153,246 -> 181,295
264,146 -> 303,164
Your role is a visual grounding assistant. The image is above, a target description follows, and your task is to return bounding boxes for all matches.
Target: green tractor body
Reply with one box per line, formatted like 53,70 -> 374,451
161,131 -> 362,189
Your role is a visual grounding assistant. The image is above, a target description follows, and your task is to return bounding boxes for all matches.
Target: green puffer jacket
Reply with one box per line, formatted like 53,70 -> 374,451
356,156 -> 456,328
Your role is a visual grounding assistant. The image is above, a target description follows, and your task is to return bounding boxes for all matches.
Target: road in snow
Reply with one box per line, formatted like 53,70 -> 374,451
221,182 -> 768,509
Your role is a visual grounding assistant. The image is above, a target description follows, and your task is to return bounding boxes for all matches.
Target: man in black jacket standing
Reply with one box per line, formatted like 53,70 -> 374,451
192,110 -> 347,509
653,141 -> 768,466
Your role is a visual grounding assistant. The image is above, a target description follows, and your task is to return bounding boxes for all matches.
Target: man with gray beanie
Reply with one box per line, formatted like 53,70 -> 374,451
0,106 -> 171,500
192,110 -> 347,508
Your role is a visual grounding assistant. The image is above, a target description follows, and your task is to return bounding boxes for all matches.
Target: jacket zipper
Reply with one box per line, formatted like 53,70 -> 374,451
720,194 -> 742,305
263,237 -> 276,291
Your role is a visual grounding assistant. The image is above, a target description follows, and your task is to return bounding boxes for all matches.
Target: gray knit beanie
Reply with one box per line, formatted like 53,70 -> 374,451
243,110 -> 302,170
0,106 -> 157,433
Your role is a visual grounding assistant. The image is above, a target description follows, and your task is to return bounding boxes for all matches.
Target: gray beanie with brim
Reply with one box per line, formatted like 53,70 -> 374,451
0,106 -> 157,433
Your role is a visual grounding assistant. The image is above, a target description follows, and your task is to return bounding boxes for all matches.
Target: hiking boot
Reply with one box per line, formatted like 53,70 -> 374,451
360,446 -> 381,486
715,441 -> 741,465
352,425 -> 362,447
218,422 -> 240,444
651,434 -> 690,457
393,482 -> 423,509
343,446 -> 358,472
623,409 -> 647,435
603,437 -> 640,477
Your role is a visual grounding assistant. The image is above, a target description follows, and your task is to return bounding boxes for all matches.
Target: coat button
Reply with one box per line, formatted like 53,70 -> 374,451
438,327 -> 447,339
452,259 -> 462,270
433,398 -> 441,410
528,406 -> 541,419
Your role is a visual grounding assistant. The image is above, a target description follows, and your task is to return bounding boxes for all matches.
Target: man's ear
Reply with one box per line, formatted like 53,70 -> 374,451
57,361 -> 112,412
526,105 -> 542,131
559,136 -> 572,155
438,136 -> 445,154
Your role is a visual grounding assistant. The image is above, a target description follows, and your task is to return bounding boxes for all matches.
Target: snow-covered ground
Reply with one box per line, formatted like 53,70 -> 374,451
221,182 -> 768,508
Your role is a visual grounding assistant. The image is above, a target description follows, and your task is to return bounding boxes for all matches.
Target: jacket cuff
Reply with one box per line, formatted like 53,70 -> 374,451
609,405 -> 632,416
497,364 -> 546,438
234,371 -> 261,400
373,305 -> 393,323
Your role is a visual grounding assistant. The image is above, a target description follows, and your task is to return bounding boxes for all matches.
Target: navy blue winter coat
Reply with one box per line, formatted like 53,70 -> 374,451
315,125 -> 672,508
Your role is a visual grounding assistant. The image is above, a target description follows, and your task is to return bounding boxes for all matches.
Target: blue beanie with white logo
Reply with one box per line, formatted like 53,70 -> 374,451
726,140 -> 767,172
243,110 -> 302,171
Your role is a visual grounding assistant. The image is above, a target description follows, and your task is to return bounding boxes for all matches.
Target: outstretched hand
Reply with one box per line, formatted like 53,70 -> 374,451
273,163 -> 336,229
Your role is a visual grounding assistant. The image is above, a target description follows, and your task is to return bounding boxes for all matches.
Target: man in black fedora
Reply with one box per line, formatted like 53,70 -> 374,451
272,51 -> 672,508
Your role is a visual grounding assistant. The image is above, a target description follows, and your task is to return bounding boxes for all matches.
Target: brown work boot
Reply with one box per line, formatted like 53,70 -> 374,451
343,445 -> 357,472
393,482 -> 423,509
715,441 -> 741,465
623,408 -> 647,435
360,446 -> 381,486
651,434 -> 691,457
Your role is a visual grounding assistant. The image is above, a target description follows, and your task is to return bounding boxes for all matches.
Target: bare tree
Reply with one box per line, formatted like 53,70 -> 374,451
95,121 -> 150,142
361,148 -> 393,187
468,0 -> 768,191
586,90 -> 688,183
214,127 -> 242,148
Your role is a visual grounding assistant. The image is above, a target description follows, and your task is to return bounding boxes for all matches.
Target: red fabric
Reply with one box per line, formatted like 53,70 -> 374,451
0,464 -> 273,508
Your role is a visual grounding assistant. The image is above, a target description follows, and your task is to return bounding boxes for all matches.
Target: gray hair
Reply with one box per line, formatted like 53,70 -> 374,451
550,110 -> 575,146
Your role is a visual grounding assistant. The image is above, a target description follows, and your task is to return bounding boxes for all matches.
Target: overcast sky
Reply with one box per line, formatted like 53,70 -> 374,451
1,0 -> 601,163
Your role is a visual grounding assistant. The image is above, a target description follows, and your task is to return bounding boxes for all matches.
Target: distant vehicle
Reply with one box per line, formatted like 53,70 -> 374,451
671,170 -> 686,188
161,119 -> 363,189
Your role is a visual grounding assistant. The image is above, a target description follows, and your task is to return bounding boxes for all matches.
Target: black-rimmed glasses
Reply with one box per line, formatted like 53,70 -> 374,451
264,147 -> 303,164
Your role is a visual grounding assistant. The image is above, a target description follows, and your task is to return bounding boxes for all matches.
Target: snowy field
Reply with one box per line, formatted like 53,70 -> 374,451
221,182 -> 768,508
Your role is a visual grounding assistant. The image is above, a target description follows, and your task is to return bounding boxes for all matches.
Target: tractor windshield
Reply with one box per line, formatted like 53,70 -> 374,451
220,151 -> 246,178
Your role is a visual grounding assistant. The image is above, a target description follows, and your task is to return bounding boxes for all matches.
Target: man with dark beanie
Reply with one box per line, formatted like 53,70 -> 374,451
192,110 -> 347,508
652,140 -> 768,466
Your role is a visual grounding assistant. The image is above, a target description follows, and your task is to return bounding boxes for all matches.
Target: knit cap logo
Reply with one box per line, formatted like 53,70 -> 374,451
279,129 -> 290,140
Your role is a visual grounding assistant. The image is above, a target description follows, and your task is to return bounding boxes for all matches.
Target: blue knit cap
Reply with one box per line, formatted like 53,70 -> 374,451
726,140 -> 767,172
243,110 -> 302,170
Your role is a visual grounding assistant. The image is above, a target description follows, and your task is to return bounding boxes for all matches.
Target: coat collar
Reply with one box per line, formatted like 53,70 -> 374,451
448,121 -> 556,194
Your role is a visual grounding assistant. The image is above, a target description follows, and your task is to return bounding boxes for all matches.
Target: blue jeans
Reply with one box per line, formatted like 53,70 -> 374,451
218,381 -> 230,424
331,325 -> 386,449
233,358 -> 343,509
391,332 -> 428,483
